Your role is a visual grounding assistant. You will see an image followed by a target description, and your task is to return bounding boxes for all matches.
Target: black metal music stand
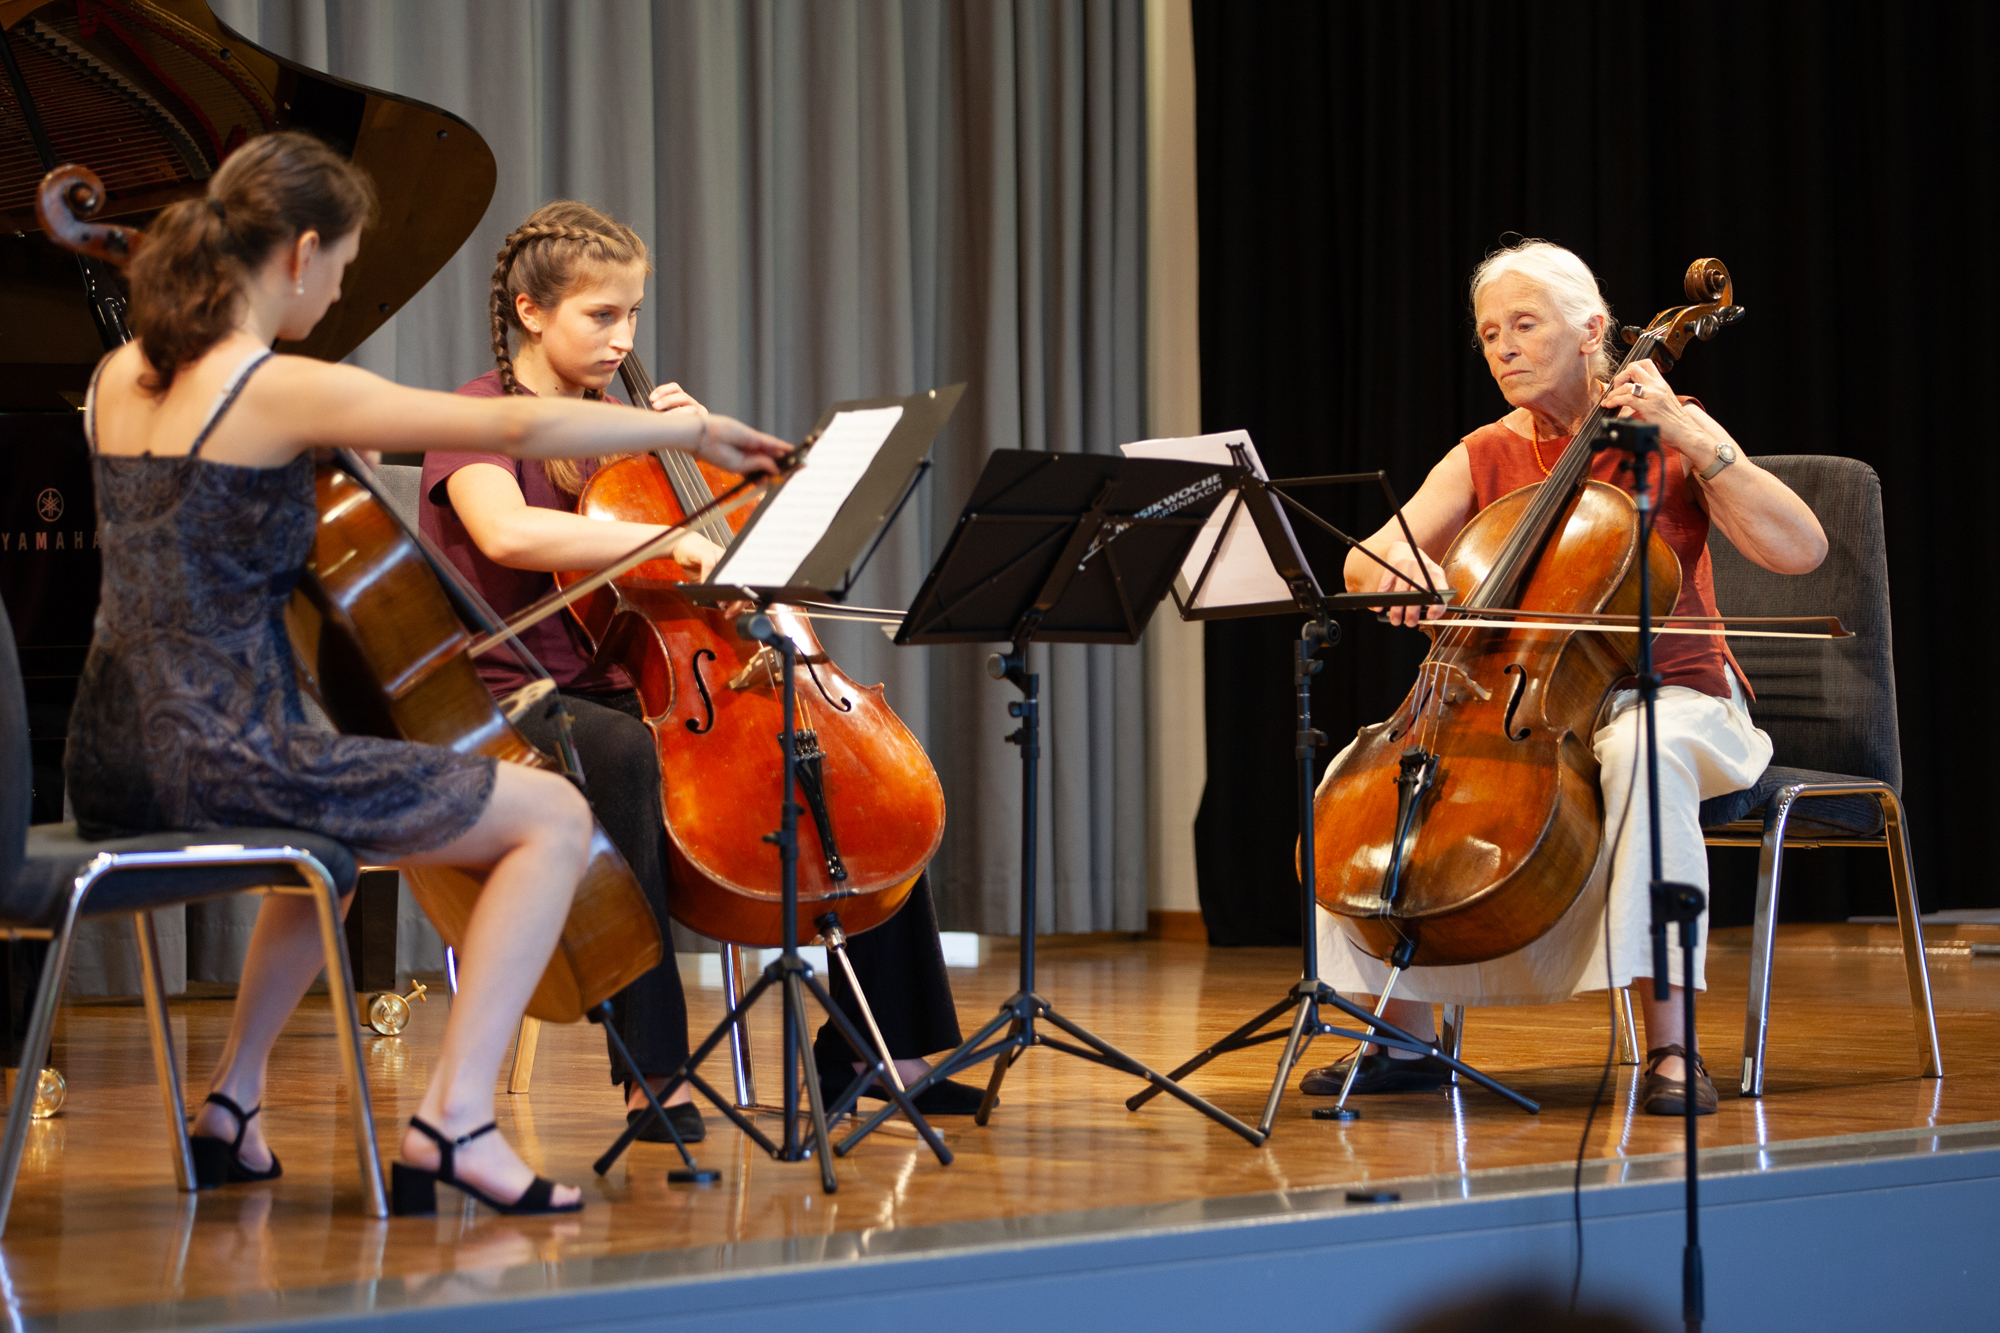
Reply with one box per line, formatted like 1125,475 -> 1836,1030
844,449 -> 1266,1150
1122,451 -> 1538,1138
591,387 -> 963,1194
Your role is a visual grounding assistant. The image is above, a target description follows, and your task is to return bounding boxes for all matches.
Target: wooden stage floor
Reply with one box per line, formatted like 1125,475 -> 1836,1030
4,921 -> 1997,1323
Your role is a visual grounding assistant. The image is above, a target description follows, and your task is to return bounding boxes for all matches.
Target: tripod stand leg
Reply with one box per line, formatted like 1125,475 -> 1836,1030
977,1018 -> 1024,1125
785,971 -> 839,1193
1037,1006 -> 1263,1144
596,1001 -> 718,1184
1258,994 -> 1319,1136
1126,992 -> 1301,1112
1329,967 -> 1405,1119
800,973 -> 951,1164
595,972 -> 782,1175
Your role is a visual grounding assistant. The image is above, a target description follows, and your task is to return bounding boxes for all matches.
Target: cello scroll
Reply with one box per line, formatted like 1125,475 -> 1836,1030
36,164 -> 145,265
1619,256 -> 1746,369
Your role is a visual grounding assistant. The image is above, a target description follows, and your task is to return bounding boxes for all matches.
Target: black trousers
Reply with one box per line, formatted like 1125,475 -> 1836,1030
515,690 -> 689,1085
522,689 -> 963,1082
813,871 -> 963,1068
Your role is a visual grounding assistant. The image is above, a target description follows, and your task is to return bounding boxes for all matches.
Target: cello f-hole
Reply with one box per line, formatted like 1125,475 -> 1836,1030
1501,663 -> 1531,741
686,649 -> 718,734
803,657 -> 854,713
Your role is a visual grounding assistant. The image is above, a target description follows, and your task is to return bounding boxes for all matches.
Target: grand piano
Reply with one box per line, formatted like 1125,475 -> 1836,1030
0,0 -> 495,1048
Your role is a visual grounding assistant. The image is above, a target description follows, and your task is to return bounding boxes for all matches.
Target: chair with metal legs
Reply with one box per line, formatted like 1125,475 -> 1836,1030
1434,457 -> 1936,1099
1435,989 -> 1640,1086
1695,455 -> 1939,1098
0,600 -> 384,1234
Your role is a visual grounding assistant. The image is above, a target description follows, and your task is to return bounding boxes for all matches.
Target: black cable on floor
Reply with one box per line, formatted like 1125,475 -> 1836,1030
1571,719 -> 1645,1313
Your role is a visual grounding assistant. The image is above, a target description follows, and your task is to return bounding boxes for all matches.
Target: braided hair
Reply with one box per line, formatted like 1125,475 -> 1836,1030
488,200 -> 651,495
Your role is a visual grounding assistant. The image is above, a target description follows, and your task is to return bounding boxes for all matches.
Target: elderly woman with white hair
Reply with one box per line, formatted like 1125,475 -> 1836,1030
1304,240 -> 1828,1115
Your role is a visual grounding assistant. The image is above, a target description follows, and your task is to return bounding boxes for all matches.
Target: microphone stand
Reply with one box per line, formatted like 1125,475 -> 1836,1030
1595,420 -> 1705,1333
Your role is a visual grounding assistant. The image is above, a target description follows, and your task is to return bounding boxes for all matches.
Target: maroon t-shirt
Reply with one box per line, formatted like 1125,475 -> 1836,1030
420,370 -> 625,697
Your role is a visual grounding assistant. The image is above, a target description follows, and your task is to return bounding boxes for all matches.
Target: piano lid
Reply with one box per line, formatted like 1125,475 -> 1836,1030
0,0 -> 495,409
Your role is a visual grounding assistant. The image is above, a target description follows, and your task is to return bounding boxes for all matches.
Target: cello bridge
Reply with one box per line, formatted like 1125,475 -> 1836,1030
1436,662 -> 1491,704
728,645 -> 781,691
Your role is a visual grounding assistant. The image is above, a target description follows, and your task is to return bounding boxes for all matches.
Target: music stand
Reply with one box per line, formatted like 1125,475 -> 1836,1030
592,386 -> 961,1194
1118,433 -> 1537,1139
845,449 -> 1266,1150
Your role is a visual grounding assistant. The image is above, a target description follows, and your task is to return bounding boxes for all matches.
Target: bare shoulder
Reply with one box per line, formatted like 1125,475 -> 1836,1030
95,342 -> 146,393
1420,442 -> 1476,504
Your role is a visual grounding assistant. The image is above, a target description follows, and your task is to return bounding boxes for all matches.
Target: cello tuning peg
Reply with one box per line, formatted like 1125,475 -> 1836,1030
1620,326 -> 1640,346
1717,305 -> 1745,324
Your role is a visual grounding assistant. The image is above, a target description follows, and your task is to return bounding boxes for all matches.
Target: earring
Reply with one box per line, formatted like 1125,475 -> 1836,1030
294,281 -> 305,296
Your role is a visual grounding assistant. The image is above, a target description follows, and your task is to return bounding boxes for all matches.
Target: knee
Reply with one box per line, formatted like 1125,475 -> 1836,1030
530,776 -> 596,879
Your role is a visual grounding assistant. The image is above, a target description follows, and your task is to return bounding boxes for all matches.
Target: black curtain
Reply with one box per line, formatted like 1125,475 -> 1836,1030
1191,1 -> 1999,944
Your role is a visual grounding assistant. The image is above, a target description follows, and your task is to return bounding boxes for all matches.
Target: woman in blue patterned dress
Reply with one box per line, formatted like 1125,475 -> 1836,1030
70,132 -> 788,1214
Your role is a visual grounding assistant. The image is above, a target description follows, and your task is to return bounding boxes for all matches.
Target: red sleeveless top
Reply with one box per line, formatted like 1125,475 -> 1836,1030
1460,414 -> 1748,701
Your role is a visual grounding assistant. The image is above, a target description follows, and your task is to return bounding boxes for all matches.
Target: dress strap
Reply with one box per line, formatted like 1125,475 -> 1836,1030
187,350 -> 275,458
82,354 -> 112,454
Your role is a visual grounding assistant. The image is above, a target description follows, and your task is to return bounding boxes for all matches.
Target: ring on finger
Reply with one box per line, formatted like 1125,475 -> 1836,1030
1631,383 -> 1645,399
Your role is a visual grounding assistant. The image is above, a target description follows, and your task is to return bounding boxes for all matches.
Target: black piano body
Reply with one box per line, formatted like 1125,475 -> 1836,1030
0,0 -> 493,1055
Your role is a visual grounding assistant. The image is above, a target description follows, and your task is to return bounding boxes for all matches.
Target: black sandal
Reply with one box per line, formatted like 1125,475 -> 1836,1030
390,1117 -> 582,1216
189,1092 -> 283,1188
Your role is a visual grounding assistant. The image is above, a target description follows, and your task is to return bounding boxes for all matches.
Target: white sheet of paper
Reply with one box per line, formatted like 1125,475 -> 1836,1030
1121,430 -> 1293,609
712,404 -> 905,588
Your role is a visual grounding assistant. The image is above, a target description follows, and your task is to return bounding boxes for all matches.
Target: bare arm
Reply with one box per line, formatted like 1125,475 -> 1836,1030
1341,444 -> 1477,625
209,353 -> 788,474
1677,403 -> 1827,574
444,464 -> 722,577
1602,362 -> 1827,575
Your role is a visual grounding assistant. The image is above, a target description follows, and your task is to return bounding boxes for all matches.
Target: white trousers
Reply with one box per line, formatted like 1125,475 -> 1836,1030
1315,670 -> 1771,1006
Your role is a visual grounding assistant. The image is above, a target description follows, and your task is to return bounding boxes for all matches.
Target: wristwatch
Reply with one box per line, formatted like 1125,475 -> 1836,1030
1697,441 -> 1738,482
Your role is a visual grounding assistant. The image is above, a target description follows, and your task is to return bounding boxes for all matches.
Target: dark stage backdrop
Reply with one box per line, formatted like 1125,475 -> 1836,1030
1190,1 -> 1999,944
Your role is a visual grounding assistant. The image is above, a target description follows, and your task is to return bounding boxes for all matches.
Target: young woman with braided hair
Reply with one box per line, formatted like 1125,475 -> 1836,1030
67,133 -> 789,1216
419,202 -> 987,1137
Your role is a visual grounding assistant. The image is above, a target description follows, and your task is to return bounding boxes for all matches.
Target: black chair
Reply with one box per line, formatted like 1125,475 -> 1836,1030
1698,455 -> 1941,1097
0,598 -> 386,1233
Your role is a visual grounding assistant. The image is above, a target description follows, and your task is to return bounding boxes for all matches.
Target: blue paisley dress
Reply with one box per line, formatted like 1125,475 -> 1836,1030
65,352 -> 495,860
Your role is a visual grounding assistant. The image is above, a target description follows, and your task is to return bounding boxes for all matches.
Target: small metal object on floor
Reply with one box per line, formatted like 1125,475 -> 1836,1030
361,981 -> 428,1036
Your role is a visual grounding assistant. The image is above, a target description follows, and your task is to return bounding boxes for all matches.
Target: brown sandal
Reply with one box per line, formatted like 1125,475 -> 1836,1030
1640,1044 -> 1718,1116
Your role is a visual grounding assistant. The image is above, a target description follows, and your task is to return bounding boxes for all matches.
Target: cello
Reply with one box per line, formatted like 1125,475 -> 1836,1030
552,355 -> 947,948
37,162 -> 663,1024
1312,259 -> 1747,968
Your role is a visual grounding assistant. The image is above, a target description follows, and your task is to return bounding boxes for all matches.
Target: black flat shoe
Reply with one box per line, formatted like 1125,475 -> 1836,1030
1300,1051 -> 1452,1096
390,1117 -> 582,1217
189,1092 -> 282,1188
891,1076 -> 988,1116
818,1062 -> 992,1117
1640,1044 -> 1717,1116
627,1101 -> 706,1143
839,1074 -> 989,1116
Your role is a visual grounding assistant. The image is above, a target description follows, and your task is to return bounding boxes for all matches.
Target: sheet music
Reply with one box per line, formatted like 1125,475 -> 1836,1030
1122,430 -> 1292,608
711,404 -> 905,588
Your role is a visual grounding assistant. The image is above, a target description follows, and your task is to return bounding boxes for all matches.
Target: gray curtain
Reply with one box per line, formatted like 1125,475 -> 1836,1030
199,0 -> 1150,941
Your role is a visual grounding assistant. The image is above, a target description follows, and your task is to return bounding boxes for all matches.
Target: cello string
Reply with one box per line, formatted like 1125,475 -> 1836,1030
1414,334 -> 1661,750
1424,618 -> 1837,640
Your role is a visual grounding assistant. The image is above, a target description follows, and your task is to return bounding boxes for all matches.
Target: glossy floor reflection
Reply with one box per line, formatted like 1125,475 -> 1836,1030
3,922 -> 1996,1320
